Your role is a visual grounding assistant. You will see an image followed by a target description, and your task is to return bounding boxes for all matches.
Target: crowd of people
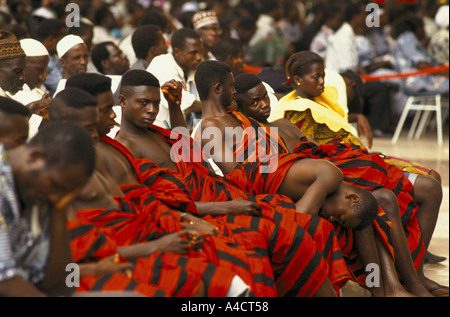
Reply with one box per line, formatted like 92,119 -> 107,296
0,0 -> 448,298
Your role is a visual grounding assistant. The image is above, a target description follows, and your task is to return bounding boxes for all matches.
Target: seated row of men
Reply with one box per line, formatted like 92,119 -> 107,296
0,57 -> 447,297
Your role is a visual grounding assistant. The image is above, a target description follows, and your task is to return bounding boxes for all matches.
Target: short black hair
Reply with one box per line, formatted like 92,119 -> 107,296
212,37 -> 243,62
194,60 -> 232,101
49,87 -> 98,121
234,73 -> 262,95
141,8 -> 168,30
344,3 -> 363,23
91,41 -> 115,74
352,187 -> 379,231
68,21 -> 93,37
27,121 -> 96,178
36,19 -> 67,41
119,69 -> 160,93
66,72 -> 112,96
132,24 -> 162,60
234,73 -> 263,107
0,96 -> 30,116
170,27 -> 200,50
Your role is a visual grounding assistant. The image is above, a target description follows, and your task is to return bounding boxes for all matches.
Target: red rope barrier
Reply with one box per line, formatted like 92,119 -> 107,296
243,64 -> 449,82
360,64 -> 449,82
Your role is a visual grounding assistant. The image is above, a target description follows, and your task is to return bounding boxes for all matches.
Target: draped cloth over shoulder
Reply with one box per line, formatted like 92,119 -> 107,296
109,127 -> 347,296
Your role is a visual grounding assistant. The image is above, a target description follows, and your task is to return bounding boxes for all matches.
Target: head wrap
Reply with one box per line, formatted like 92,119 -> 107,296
56,34 -> 85,59
0,30 -> 26,60
192,10 -> 219,30
20,38 -> 49,57
435,5 -> 449,28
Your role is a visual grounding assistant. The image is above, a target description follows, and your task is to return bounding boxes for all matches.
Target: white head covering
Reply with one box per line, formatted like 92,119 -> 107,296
20,38 -> 49,57
192,11 -> 219,30
56,34 -> 85,59
435,5 -> 449,28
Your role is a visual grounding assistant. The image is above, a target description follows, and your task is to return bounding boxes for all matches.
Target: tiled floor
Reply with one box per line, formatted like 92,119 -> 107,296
340,122 -> 449,297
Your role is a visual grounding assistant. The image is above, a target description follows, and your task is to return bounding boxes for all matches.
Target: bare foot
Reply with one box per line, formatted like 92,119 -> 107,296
428,285 -> 449,297
384,289 -> 416,297
419,275 -> 449,297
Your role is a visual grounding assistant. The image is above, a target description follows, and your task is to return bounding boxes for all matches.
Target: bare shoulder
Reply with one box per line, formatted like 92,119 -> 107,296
115,135 -> 141,157
199,117 -> 227,134
272,118 -> 303,135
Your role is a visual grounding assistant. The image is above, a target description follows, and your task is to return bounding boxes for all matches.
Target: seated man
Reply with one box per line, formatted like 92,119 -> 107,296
64,72 -> 342,297
0,120 -> 96,296
115,70 -> 369,296
48,86 -> 256,297
231,72 -> 446,297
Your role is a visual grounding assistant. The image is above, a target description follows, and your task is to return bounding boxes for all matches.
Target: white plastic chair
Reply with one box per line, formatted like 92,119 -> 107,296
391,90 -> 446,145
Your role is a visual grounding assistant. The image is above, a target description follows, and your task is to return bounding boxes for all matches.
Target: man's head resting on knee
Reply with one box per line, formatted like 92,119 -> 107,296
320,183 -> 379,230
7,121 -> 96,208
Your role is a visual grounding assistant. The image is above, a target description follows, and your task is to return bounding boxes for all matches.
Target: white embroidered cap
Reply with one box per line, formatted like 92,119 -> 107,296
192,11 -> 219,30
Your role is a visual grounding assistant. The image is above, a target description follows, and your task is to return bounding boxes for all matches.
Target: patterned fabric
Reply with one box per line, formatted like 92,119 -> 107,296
228,110 -> 288,168
310,25 -> 335,60
285,109 -> 365,148
0,144 -> 50,285
74,175 -> 279,296
108,132 -> 344,296
68,219 -> 235,297
221,113 -> 393,287
429,28 -> 449,65
292,139 -> 425,281
391,31 -> 449,94
0,35 -> 26,60
154,116 -> 350,293
278,94 -> 432,176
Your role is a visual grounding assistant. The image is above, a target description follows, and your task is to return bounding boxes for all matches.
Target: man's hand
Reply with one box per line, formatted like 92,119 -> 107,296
349,113 -> 373,149
155,230 -> 204,253
161,80 -> 186,106
223,198 -> 261,216
182,213 -> 220,235
80,255 -> 134,278
355,114 -> 373,149
27,93 -> 52,118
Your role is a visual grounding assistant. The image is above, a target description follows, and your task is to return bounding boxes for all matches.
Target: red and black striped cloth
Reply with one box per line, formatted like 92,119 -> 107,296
68,220 -> 218,297
223,111 -> 424,286
139,126 -> 350,295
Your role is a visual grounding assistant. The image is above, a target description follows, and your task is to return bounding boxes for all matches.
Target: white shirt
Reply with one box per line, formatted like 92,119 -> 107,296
8,84 -> 46,140
147,53 -> 198,129
53,79 -> 67,97
325,22 -> 359,73
249,14 -> 277,47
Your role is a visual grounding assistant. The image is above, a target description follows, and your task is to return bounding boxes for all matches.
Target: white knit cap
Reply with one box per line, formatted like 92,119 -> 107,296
20,38 -> 49,57
435,5 -> 449,28
56,34 -> 85,59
